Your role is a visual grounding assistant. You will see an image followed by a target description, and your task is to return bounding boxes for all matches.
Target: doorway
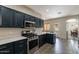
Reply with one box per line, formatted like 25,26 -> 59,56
66,19 -> 78,40
66,18 -> 78,53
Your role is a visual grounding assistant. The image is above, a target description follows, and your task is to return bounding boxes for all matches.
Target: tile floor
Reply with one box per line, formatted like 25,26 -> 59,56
34,38 -> 79,54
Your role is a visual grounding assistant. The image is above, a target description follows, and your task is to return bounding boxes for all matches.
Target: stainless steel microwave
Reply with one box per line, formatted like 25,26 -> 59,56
24,21 -> 36,28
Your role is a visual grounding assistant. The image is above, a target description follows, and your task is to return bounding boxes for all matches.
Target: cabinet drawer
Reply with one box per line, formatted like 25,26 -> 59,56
0,43 -> 13,50
14,39 -> 26,45
0,43 -> 13,54
0,48 -> 13,54
14,43 -> 26,47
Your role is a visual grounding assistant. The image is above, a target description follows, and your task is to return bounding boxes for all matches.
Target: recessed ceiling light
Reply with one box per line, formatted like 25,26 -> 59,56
58,12 -> 62,14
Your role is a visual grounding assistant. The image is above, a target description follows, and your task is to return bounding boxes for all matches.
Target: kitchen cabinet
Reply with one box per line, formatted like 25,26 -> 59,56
0,15 -> 2,26
0,6 -> 2,26
29,15 -> 34,22
38,19 -> 44,27
46,34 -> 56,44
13,11 -> 25,28
0,5 -> 44,28
0,6 -> 25,28
0,39 -> 27,54
34,18 -> 44,28
39,33 -> 56,48
13,39 -> 27,54
39,34 -> 46,48
1,6 -> 14,27
24,14 -> 29,21
40,20 -> 44,27
0,14 -> 2,26
0,43 -> 13,54
34,18 -> 40,27
25,14 -> 44,28
25,15 -> 35,22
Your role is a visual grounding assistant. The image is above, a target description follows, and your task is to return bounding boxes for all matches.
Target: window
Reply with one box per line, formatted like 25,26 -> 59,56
44,23 -> 50,31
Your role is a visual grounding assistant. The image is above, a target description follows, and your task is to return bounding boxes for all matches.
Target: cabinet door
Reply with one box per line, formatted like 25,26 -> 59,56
1,6 -> 14,27
39,36 -> 44,48
34,18 -> 39,27
14,11 -> 25,28
34,18 -> 44,28
0,6 -> 2,26
39,35 -> 45,48
38,19 -> 41,27
0,43 -> 13,54
40,20 -> 44,27
46,34 -> 50,43
25,14 -> 30,21
30,16 -> 35,22
46,34 -> 56,44
13,39 -> 27,54
38,19 -> 44,28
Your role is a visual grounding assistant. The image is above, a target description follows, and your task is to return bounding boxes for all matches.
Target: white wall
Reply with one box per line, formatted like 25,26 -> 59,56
45,15 -> 79,39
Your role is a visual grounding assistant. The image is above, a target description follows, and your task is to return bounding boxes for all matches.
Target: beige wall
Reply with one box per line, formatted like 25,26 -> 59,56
45,15 -> 79,39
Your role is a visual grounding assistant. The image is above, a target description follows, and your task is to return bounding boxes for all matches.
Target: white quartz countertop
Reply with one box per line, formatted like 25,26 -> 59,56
0,36 -> 27,45
35,32 -> 56,35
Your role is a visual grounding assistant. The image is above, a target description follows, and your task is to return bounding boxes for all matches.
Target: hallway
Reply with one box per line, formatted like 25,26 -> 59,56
35,38 -> 79,54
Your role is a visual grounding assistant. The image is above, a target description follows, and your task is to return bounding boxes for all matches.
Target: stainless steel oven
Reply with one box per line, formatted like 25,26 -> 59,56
21,30 -> 39,54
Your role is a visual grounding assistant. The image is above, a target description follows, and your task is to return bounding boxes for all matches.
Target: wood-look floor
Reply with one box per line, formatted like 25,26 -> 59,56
34,38 -> 79,54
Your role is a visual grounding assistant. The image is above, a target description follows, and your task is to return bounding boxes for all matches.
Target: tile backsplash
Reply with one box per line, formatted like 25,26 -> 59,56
0,28 -> 43,39
0,28 -> 22,39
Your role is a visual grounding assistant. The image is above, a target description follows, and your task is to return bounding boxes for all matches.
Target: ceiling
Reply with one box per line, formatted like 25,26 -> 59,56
27,5 -> 79,20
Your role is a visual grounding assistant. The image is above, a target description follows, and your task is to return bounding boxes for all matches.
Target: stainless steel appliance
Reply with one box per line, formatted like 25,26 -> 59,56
24,21 -> 36,28
21,30 -> 39,54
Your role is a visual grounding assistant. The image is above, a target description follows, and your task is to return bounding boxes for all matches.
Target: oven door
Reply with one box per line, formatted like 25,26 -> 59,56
28,39 -> 38,54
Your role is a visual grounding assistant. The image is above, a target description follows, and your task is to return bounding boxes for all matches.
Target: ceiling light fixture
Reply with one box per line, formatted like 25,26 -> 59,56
58,12 -> 62,14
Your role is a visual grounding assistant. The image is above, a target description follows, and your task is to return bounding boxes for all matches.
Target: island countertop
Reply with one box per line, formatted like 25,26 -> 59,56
35,32 -> 56,36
